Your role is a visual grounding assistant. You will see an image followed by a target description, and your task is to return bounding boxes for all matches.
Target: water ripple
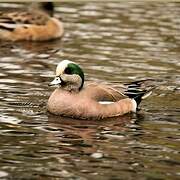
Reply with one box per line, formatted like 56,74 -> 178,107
0,2 -> 179,180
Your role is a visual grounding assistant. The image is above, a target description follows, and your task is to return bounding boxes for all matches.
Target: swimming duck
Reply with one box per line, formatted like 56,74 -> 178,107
0,2 -> 63,41
48,60 -> 154,119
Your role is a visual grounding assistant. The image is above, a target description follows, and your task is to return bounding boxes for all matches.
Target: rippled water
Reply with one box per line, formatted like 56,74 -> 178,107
0,2 -> 179,179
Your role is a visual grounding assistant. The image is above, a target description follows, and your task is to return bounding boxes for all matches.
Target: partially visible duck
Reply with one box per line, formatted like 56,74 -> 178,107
48,60 -> 155,120
0,2 -> 64,41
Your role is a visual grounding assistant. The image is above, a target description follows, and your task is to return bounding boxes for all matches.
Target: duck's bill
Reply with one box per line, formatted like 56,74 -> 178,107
49,76 -> 61,86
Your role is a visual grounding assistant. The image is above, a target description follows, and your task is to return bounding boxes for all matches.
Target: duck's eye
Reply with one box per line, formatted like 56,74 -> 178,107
64,67 -> 72,74
56,77 -> 60,81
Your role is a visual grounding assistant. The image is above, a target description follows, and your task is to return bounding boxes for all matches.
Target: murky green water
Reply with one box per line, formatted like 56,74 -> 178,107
0,2 -> 179,180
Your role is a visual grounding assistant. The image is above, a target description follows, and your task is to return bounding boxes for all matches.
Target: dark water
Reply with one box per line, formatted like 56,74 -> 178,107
0,2 -> 179,180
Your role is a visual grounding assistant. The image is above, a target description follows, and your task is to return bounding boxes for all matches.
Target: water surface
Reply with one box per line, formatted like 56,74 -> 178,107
0,2 -> 179,180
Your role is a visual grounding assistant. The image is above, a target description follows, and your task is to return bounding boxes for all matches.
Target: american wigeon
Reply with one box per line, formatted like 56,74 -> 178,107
0,2 -> 63,41
48,60 -> 155,119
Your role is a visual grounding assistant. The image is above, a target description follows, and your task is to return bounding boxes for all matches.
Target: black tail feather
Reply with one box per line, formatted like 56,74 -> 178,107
125,90 -> 147,107
124,79 -> 155,108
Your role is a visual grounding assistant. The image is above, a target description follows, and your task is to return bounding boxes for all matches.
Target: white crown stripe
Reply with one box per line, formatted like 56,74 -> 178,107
56,60 -> 76,76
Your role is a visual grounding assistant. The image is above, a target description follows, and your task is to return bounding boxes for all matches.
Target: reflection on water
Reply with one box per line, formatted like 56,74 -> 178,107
0,2 -> 179,180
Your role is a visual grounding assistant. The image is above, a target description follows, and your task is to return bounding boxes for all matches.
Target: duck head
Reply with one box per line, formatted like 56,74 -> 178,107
49,60 -> 84,92
40,2 -> 54,17
30,2 -> 54,17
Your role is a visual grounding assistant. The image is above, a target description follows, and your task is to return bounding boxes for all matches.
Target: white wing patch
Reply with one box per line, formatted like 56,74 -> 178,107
0,23 -> 31,29
99,101 -> 114,105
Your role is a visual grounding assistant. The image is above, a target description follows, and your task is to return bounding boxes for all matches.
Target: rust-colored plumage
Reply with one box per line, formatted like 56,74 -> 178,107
0,2 -> 63,41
